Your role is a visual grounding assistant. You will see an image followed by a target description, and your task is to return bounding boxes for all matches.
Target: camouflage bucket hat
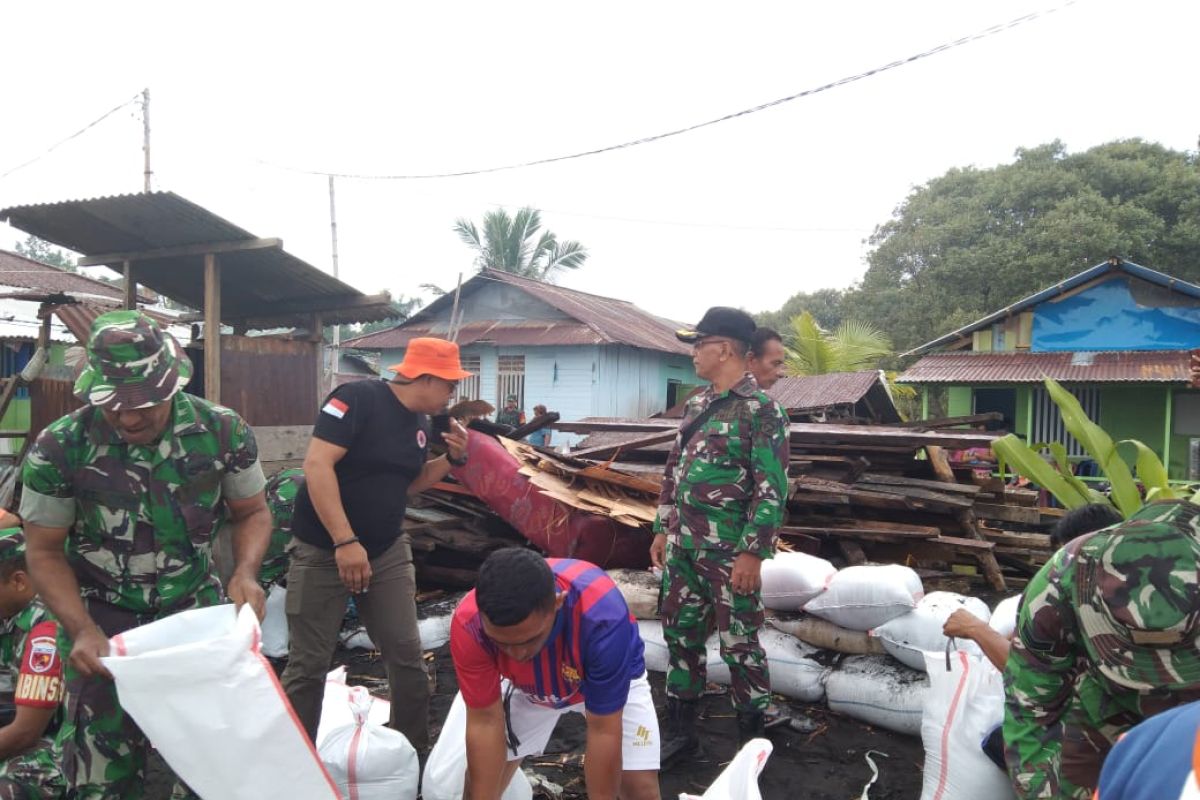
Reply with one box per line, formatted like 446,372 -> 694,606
0,528 -> 25,564
1075,510 -> 1200,691
73,310 -> 193,410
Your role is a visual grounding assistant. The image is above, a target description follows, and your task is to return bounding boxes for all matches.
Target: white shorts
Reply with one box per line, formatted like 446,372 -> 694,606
502,673 -> 661,771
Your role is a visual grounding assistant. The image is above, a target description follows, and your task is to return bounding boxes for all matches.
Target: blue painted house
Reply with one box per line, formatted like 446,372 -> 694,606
342,269 -> 700,447
898,258 -> 1200,479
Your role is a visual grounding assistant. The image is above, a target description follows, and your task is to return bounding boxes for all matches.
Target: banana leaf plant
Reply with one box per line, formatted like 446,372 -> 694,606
990,377 -> 1181,519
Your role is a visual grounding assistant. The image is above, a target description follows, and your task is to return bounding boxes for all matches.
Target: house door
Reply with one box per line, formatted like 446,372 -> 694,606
497,355 -> 526,412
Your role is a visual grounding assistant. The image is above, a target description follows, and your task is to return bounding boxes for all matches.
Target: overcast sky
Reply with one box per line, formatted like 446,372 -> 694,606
1,0 -> 1196,326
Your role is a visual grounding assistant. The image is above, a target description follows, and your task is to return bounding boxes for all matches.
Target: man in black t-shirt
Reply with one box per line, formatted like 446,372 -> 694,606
281,337 -> 471,751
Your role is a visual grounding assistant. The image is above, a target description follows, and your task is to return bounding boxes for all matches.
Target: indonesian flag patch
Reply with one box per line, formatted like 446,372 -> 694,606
322,397 -> 349,419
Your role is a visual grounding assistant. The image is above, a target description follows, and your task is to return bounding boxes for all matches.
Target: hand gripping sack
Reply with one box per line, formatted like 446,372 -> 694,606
871,592 -> 991,671
102,605 -> 340,800
802,564 -> 924,631
919,650 -> 1015,800
679,738 -> 773,800
421,692 -> 533,800
319,686 -> 419,800
760,552 -> 837,611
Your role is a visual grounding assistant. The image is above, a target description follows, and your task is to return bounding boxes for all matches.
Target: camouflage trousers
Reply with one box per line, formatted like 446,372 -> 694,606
659,543 -> 769,712
57,593 -> 218,800
0,737 -> 66,799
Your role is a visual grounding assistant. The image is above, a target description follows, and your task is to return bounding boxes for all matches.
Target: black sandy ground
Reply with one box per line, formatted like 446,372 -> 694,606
149,643 -> 925,799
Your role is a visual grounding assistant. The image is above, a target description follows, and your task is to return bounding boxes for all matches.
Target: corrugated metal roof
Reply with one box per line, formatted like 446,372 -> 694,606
896,350 -> 1191,384
49,302 -> 185,344
768,372 -> 883,411
901,259 -> 1200,357
0,249 -> 130,300
0,192 -> 393,325
347,269 -> 690,355
346,319 -> 608,349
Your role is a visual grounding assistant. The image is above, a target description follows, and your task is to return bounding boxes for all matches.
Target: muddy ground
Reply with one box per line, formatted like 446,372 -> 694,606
148,640 -> 924,799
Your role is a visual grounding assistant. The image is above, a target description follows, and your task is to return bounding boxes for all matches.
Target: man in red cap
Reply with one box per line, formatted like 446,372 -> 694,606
281,337 -> 472,752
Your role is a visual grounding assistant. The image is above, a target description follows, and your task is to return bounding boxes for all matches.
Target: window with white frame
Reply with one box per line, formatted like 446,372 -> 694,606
455,355 -> 481,403
496,355 -> 526,411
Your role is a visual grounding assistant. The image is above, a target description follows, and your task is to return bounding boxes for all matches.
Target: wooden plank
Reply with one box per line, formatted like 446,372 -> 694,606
981,528 -> 1051,549
576,465 -> 661,495
123,261 -> 137,309
253,425 -> 313,462
78,237 -> 283,266
572,431 -> 677,460
859,473 -> 982,495
793,516 -> 944,536
838,540 -> 867,565
956,509 -> 1007,591
925,445 -> 958,484
782,524 -> 938,541
897,412 -> 1003,429
203,253 -> 221,403
974,502 -> 1041,525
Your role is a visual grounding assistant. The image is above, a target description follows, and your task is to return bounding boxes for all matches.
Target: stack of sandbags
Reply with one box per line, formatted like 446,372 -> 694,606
802,564 -> 924,631
870,592 -> 991,671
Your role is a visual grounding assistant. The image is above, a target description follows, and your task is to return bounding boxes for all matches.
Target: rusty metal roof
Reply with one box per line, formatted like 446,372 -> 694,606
769,371 -> 883,411
48,302 -> 181,343
0,192 -> 394,326
0,249 -> 130,301
346,269 -> 690,355
897,350 -> 1191,384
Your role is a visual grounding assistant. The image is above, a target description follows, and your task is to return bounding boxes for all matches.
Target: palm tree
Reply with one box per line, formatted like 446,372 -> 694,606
785,312 -> 892,375
453,207 -> 588,281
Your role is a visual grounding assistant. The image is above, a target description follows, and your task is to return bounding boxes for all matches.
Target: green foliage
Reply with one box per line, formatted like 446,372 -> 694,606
328,295 -> 421,343
757,139 -> 1200,356
755,288 -> 844,333
992,377 -> 1181,518
784,311 -> 892,376
454,207 -> 588,281
14,235 -> 76,272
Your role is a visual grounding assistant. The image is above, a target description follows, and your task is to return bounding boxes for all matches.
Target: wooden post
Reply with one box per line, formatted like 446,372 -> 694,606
123,261 -> 137,309
204,253 -> 221,403
927,444 -> 1006,591
1164,387 -> 1174,478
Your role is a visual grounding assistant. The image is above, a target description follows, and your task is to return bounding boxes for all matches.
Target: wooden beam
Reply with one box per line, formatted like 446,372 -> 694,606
123,261 -> 137,310
898,412 -> 1003,429
78,237 -> 282,266
957,509 -> 1007,591
571,431 -> 677,460
204,254 -> 221,404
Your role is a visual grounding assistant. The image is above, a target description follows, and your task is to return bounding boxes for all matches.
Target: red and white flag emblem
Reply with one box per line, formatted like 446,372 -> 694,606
322,398 -> 349,419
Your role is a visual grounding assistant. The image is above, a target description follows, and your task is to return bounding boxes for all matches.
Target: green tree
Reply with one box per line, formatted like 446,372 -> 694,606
755,288 -> 844,333
328,295 -> 422,343
784,311 -> 892,375
851,138 -> 1200,354
453,207 -> 587,281
14,235 -> 76,271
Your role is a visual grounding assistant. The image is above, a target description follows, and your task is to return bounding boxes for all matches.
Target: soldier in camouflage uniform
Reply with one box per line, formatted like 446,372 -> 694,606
18,311 -> 272,800
0,529 -> 66,799
1004,500 -> 1200,799
261,467 -> 304,589
650,307 -> 790,762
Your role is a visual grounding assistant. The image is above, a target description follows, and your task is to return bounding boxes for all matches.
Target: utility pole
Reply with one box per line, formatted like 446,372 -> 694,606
328,176 -> 340,388
142,88 -> 152,192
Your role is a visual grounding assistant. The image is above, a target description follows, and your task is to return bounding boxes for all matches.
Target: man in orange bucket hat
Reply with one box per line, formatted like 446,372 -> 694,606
282,338 -> 473,752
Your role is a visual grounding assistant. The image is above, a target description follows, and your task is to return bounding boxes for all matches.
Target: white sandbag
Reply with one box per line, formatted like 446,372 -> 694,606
421,692 -> 533,800
803,564 -> 924,631
760,552 -> 837,611
320,686 -> 419,800
103,605 -> 340,800
607,569 -> 660,620
339,613 -> 455,653
757,628 -> 827,703
988,595 -> 1021,640
317,667 -> 392,749
824,655 -> 929,737
871,592 -> 990,671
679,738 -> 773,800
261,583 -> 289,658
634,620 -> 729,686
767,613 -> 886,655
919,651 -> 1015,800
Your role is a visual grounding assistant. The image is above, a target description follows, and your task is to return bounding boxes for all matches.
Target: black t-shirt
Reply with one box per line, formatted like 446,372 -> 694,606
292,379 -> 430,559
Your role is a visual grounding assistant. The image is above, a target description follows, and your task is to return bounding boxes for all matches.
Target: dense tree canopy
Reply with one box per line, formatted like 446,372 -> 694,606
758,139 -> 1200,358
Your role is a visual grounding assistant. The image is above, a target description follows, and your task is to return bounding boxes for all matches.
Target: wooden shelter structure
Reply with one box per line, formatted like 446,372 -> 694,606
0,192 -> 395,428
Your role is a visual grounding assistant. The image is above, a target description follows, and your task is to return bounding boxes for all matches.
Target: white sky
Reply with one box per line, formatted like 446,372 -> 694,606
1,0 -> 1196,326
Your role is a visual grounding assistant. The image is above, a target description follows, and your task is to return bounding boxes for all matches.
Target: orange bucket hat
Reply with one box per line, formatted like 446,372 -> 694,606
389,338 -> 474,381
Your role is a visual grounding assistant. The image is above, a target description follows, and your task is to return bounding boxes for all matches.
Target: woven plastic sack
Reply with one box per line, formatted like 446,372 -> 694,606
260,583 -> 289,658
803,564 -> 924,631
824,655 -> 929,736
988,595 -> 1021,640
421,692 -> 533,800
679,739 -> 773,799
319,686 -> 419,800
872,592 -> 990,671
760,552 -> 837,611
103,604 -> 340,800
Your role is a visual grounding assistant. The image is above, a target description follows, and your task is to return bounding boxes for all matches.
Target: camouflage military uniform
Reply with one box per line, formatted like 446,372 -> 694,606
654,373 -> 789,712
0,582 -> 66,800
20,386 -> 265,799
1004,501 -> 1200,799
261,468 -> 304,588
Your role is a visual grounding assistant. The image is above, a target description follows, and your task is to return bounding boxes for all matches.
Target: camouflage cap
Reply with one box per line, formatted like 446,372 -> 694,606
1075,502 -> 1200,691
0,528 -> 25,564
73,310 -> 193,410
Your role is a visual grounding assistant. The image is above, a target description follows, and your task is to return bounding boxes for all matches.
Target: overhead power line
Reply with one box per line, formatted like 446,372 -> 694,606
0,93 -> 142,182
264,1 -> 1076,181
